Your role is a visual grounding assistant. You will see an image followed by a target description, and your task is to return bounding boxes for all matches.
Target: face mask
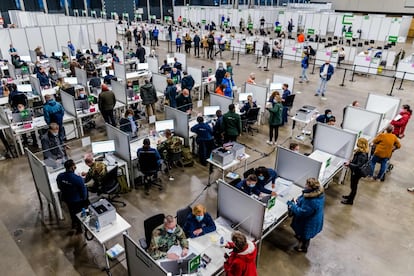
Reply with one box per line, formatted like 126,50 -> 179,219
195,215 -> 204,222
258,176 -> 265,181
79,94 -> 86,99
273,99 -> 277,103
326,114 -> 332,118
247,183 -> 255,188
128,115 -> 133,119
166,227 -> 176,234
52,132 -> 59,137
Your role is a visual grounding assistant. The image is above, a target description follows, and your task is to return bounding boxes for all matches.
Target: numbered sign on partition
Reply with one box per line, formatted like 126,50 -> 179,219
248,23 -> 253,30
307,29 -> 315,35
201,19 -> 206,24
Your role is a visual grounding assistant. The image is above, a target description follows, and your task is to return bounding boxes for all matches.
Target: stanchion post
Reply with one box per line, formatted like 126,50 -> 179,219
397,72 -> 406,90
264,56 -> 269,71
236,51 -> 240,66
388,77 -> 397,96
232,46 -> 235,60
340,69 -> 346,86
311,56 -> 316,74
349,65 -> 356,82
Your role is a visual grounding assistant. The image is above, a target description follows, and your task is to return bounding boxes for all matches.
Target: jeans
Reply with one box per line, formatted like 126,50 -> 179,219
317,78 -> 328,95
282,106 -> 289,124
370,155 -> 389,179
301,67 -> 308,81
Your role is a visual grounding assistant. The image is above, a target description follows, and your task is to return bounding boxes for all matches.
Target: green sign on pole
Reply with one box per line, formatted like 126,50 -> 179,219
183,18 -> 187,23
201,19 -> 206,24
248,23 -> 253,30
345,32 -> 353,38
275,26 -> 282,32
342,15 -> 354,25
224,21 -> 228,27
307,28 -> 315,35
388,36 -> 398,43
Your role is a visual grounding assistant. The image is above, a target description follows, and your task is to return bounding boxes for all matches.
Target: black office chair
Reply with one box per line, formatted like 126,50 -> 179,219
370,40 -> 375,44
176,206 -> 192,228
100,166 -> 127,207
243,168 -> 255,179
243,107 -> 260,136
283,94 -> 296,115
138,150 -> 162,195
364,41 -> 369,46
139,213 -> 165,250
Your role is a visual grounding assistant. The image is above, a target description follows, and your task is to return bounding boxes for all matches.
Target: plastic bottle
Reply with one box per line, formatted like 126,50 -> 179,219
81,208 -> 86,218
220,236 -> 224,245
95,220 -> 100,232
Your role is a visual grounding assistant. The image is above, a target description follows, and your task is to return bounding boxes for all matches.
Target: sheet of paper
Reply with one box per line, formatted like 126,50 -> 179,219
149,115 -> 156,124
81,136 -> 91,147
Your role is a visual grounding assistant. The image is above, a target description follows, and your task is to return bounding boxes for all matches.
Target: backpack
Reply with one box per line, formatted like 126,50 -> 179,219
169,136 -> 183,154
207,36 -> 214,44
181,146 -> 194,167
309,48 -> 316,56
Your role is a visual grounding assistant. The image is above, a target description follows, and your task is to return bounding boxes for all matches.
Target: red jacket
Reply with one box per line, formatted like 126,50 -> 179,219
224,240 -> 257,276
391,110 -> 411,138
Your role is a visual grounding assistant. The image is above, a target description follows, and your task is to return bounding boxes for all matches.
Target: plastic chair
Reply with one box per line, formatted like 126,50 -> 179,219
244,107 -> 260,136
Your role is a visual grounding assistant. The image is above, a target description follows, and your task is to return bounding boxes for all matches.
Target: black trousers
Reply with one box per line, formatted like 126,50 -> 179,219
348,173 -> 362,202
65,200 -> 89,230
101,109 -> 116,126
194,46 -> 200,56
269,124 -> 280,142
197,139 -> 214,166
224,134 -> 238,143
207,47 -> 214,59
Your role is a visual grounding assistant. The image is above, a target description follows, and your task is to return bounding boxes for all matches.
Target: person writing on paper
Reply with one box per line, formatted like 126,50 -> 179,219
176,88 -> 193,114
119,109 -> 139,137
287,177 -> 325,253
254,166 -> 277,189
391,104 -> 412,139
183,204 -> 216,238
224,231 -> 258,276
240,95 -> 257,114
81,154 -> 107,193
41,123 -> 67,167
148,215 -> 189,260
236,174 -> 275,197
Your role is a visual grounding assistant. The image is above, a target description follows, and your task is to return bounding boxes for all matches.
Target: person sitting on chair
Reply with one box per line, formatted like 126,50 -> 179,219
138,138 -> 161,168
148,215 -> 189,260
240,95 -> 257,114
236,174 -> 275,197
41,123 -> 66,168
119,109 -> 138,137
254,166 -> 277,190
81,154 -> 107,193
183,204 -> 216,238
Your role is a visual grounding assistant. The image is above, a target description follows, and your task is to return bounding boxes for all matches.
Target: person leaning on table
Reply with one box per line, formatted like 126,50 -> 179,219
148,215 -> 189,260
183,204 -> 216,238
223,231 -> 258,276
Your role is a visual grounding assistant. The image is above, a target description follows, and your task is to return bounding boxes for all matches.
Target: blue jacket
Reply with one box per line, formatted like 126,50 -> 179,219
221,78 -> 234,97
176,37 -> 182,46
287,188 -> 325,240
316,114 -> 331,124
183,212 -> 216,238
319,63 -> 334,81
191,122 -> 213,142
101,45 -> 109,54
301,55 -> 309,69
282,89 -> 291,101
165,85 -> 177,108
153,28 -> 159,38
56,171 -> 87,203
137,147 -> 161,166
256,168 -> 277,188
43,99 -> 64,125
236,179 -> 271,196
240,101 -> 257,113
37,72 -> 50,87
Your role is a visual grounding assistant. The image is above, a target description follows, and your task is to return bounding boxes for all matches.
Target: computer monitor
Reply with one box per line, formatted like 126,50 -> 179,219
75,99 -> 89,111
64,77 -> 78,85
54,51 -> 63,57
155,119 -> 174,132
17,84 -> 33,93
12,110 -> 33,123
203,105 -> 220,116
137,63 -> 149,71
91,140 -> 115,155
239,92 -> 253,102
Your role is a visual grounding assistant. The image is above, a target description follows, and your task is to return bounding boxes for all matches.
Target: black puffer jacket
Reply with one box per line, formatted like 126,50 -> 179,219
140,83 -> 158,105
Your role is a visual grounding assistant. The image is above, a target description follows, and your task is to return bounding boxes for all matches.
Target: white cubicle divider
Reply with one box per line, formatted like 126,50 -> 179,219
275,146 -> 322,188
314,123 -> 357,161
60,91 -> 77,117
112,80 -> 128,105
209,93 -> 233,114
26,27 -> 44,54
152,73 -> 168,93
217,180 -> 265,241
395,60 -> 414,81
75,67 -> 88,87
343,106 -> 382,141
26,149 -> 59,221
124,234 -> 168,276
61,45 -> 70,58
7,63 -> 16,79
272,74 -> 294,93
244,83 -> 267,116
174,52 -> 187,72
114,49 -> 124,65
29,50 -> 37,63
114,63 -> 126,81
48,57 -> 61,71
29,76 -> 41,96
365,93 -> 401,131
105,123 -> 131,162
164,106 -> 190,146
147,57 -> 159,74
315,48 -> 339,67
187,66 -> 202,90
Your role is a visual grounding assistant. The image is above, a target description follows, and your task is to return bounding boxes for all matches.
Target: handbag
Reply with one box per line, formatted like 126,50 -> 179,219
359,159 -> 371,177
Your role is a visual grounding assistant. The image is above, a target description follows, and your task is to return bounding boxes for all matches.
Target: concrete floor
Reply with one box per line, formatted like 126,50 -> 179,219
1,37 -> 414,276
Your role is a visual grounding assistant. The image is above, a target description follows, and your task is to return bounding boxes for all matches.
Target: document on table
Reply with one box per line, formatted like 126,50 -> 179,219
274,178 -> 293,198
167,245 -> 195,259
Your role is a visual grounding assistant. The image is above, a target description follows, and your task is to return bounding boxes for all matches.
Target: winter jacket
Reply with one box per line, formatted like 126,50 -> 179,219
288,187 -> 325,240
183,212 -> 216,238
165,84 -> 177,108
349,151 -> 368,177
181,75 -> 195,91
372,132 -> 401,159
98,90 -> 116,111
224,240 -> 258,276
221,78 -> 235,98
222,110 -> 242,136
267,102 -> 283,126
301,55 -> 309,69
139,83 -> 158,105
215,67 -> 226,87
43,99 -> 64,125
319,63 -> 334,81
56,171 -> 87,203
391,110 -> 411,138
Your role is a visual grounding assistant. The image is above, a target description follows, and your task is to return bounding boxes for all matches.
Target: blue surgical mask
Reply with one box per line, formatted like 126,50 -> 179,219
128,115 -> 133,119
258,176 -> 265,181
247,183 -> 255,188
195,215 -> 204,222
327,114 -> 332,118
79,94 -> 86,99
166,227 -> 176,234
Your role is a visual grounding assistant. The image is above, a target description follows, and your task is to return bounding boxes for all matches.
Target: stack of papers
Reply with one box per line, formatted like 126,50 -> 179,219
106,244 -> 125,259
275,178 -> 293,198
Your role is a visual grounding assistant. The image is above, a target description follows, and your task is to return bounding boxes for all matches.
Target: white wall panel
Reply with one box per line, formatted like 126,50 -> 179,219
9,28 -> 29,56
0,30 -> 11,62
41,26 -> 59,56
55,25 -> 70,50
105,22 -> 117,46
26,27 -> 44,53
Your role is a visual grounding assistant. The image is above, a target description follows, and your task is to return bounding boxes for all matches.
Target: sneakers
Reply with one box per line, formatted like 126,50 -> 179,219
266,140 -> 273,145
314,93 -> 319,96
408,187 -> 414,192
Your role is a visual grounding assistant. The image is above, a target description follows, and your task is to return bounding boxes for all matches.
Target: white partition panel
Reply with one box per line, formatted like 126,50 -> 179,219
114,63 -> 126,81
319,13 -> 329,36
272,74 -> 294,93
275,146 -> 322,188
105,22 -> 117,46
93,23 -> 106,43
75,68 -> 87,87
60,91 -> 76,117
111,80 -> 127,104
365,93 -> 401,121
87,24 -> 96,46
174,52 -> 187,71
26,28 -> 44,52
314,123 -> 357,160
7,63 -> 16,79
187,66 -> 202,88
152,73 -> 168,93
368,16 -> 382,41
164,106 -> 190,146
147,57 -> 159,74
360,16 -> 371,40
0,30 -> 11,61
378,17 -> 392,41
343,107 -> 382,139
68,25 -> 82,51
55,26 -> 70,53
244,83 -> 267,111
29,76 -> 41,95
209,93 -> 233,114
27,150 -> 54,203
9,28 -> 29,56
106,124 -> 131,161
40,26 -> 58,57
79,25 -> 90,50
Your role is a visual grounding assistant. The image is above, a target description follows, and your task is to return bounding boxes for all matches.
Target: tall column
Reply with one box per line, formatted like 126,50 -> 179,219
19,0 -> 25,11
147,0 -> 151,21
160,0 -> 164,22
64,0 -> 69,15
42,0 -> 48,13
84,0 -> 88,15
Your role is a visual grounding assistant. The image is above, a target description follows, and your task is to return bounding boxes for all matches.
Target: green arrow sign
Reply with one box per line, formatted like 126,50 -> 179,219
388,36 -> 398,42
345,32 -> 353,38
307,28 -> 315,35
248,23 -> 253,30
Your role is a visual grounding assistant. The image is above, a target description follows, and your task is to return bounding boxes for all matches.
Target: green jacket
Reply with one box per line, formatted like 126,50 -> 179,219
148,224 -> 189,260
268,102 -> 283,126
98,90 -> 116,111
222,111 -> 242,136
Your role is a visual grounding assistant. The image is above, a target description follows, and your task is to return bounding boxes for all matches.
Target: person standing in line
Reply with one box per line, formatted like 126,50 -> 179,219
165,78 -> 177,108
193,32 -> 201,58
221,72 -> 235,98
215,62 -> 226,88
341,138 -> 370,205
207,32 -> 215,60
56,159 -> 89,234
315,60 -> 334,98
191,116 -> 214,166
98,84 -> 116,126
141,28 -> 147,46
287,177 -> 325,253
136,43 -> 146,63
140,80 -> 158,118
281,83 -> 291,125
266,93 -> 283,146
152,26 -> 159,46
184,33 -> 192,54
391,104 -> 412,139
175,36 -> 182,53
223,231 -> 258,276
222,104 -> 242,142
257,41 -> 270,69
299,52 -> 310,83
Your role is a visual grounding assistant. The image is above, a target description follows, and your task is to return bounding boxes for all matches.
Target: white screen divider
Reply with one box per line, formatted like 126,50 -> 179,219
174,52 -> 187,72
111,80 -> 127,105
187,66 -> 202,88
147,57 -> 159,74
26,149 -> 54,204
365,93 -> 401,121
105,123 -> 131,162
29,50 -> 37,63
60,91 -> 77,117
272,74 -> 294,94
113,63 -> 126,81
164,106 -> 190,146
7,63 -> 16,79
75,67 -> 87,87
343,106 -> 382,140
152,73 -> 168,93
209,93 -> 233,114
244,83 -> 268,113
29,75 -> 41,95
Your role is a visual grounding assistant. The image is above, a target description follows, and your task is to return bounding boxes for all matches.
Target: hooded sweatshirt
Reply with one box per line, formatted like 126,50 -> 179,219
224,240 -> 258,276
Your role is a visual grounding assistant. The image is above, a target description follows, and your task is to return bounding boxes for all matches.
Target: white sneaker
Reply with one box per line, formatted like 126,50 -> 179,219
169,176 -> 175,181
407,187 -> 414,192
266,140 -> 273,145
272,142 -> 277,146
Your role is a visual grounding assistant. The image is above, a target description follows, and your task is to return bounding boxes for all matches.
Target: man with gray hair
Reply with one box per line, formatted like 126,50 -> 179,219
148,215 -> 189,260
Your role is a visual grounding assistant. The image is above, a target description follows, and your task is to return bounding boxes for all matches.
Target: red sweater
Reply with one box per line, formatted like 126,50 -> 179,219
391,110 -> 411,138
224,240 -> 258,276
